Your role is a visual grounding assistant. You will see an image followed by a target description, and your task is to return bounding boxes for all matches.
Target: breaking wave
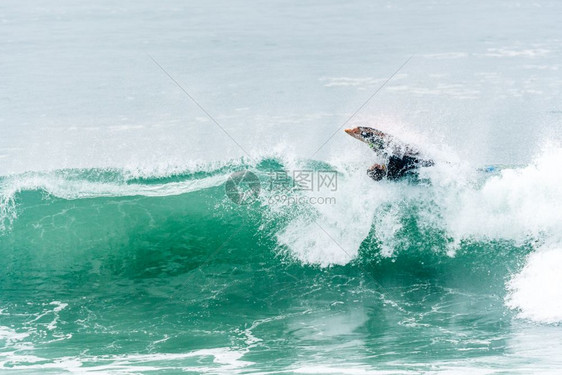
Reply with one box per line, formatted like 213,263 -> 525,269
1,147 -> 562,325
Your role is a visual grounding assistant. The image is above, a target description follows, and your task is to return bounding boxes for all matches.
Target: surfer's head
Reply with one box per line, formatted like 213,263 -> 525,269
345,127 -> 385,151
345,127 -> 374,142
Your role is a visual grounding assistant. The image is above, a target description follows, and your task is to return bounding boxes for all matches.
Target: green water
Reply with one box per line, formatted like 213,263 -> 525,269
2,163 -> 557,374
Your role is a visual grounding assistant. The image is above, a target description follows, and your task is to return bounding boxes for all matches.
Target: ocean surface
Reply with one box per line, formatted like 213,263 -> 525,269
1,0 -> 562,373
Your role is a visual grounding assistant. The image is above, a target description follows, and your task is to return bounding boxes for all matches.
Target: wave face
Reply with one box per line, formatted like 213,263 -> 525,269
1,148 -> 562,373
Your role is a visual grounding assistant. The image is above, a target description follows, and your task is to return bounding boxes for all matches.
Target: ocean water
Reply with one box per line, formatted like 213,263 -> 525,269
2,0 -> 562,373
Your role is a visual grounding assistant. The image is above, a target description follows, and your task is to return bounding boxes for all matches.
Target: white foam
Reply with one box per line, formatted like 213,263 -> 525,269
0,326 -> 30,346
422,52 -> 469,59
0,171 -> 228,231
272,142 -> 562,324
293,366 -> 411,374
482,47 -> 551,57
443,145 -> 562,244
29,301 -> 68,331
506,246 -> 562,324
275,159 -> 395,267
273,123 -> 460,265
321,76 -> 389,88
0,347 -> 252,374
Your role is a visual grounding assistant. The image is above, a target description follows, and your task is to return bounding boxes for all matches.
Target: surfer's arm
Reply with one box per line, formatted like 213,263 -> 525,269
367,164 -> 387,181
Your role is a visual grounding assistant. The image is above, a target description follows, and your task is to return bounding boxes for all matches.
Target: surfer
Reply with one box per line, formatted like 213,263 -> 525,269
345,127 -> 434,181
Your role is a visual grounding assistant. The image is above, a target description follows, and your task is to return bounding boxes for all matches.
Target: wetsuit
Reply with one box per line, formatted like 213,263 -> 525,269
387,155 -> 433,179
367,155 -> 434,181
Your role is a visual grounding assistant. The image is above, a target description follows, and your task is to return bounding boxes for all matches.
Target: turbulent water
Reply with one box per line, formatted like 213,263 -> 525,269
2,0 -> 562,373
2,151 -> 562,373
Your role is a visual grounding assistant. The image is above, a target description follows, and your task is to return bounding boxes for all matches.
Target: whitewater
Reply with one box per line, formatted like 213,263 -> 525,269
2,0 -> 562,373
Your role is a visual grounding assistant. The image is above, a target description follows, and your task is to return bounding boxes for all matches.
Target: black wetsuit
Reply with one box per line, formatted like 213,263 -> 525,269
385,155 -> 434,180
